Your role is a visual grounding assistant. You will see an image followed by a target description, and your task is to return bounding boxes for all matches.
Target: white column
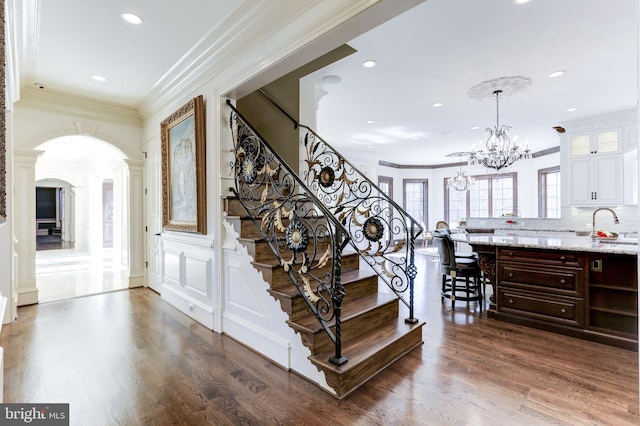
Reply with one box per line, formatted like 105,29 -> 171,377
13,149 -> 43,305
125,159 -> 145,287
0,110 -> 16,323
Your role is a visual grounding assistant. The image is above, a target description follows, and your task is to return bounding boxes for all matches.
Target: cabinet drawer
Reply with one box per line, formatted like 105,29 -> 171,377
498,263 -> 583,296
498,289 -> 583,327
497,248 -> 583,267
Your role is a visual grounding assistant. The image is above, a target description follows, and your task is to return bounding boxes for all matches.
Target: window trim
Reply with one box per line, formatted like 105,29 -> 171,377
378,175 -> 393,199
403,178 -> 428,227
538,166 -> 560,218
444,172 -> 517,221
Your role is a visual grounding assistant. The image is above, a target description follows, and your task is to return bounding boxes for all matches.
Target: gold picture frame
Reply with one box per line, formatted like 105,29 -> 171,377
161,95 -> 206,234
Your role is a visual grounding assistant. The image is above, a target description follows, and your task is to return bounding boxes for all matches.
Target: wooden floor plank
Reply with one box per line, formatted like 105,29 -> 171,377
1,253 -> 638,425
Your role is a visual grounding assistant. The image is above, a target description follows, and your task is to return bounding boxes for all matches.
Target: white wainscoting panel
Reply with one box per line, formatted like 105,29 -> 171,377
221,219 -> 333,395
160,233 -> 215,330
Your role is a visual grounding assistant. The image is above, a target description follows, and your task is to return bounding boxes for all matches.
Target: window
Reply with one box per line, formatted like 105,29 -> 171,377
403,179 -> 428,226
378,176 -> 393,200
378,176 -> 393,243
445,172 -> 517,221
539,166 -> 561,218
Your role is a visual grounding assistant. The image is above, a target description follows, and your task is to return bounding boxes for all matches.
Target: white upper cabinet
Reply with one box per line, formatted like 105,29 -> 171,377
561,109 -> 636,206
569,130 -> 620,157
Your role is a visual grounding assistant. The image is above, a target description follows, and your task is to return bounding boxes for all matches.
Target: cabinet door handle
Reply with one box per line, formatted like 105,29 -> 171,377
559,255 -> 566,261
508,298 -> 514,304
560,308 -> 567,314
506,252 -> 513,256
508,272 -> 514,278
594,191 -> 597,200
560,278 -> 567,285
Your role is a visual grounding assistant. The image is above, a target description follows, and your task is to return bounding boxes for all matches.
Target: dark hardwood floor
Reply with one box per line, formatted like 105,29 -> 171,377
1,253 -> 638,425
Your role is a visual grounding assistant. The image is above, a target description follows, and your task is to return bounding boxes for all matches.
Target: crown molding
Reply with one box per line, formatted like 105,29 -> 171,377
379,146 -> 560,169
17,87 -> 142,127
139,0 -> 423,121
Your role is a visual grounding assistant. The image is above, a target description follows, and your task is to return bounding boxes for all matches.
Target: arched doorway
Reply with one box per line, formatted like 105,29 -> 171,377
34,135 -> 129,302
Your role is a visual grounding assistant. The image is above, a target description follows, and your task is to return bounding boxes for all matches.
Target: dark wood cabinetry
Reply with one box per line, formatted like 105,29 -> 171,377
495,247 -> 637,351
586,254 -> 638,344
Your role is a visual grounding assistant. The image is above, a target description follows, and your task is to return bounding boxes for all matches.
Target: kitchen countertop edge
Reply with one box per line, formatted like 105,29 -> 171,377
452,233 -> 639,256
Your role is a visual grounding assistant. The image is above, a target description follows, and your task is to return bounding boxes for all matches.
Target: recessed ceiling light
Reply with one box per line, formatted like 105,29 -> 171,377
432,103 -> 443,108
92,75 -> 107,82
566,107 -> 577,112
471,126 -> 481,130
363,60 -> 376,68
366,120 -> 374,124
548,70 -> 565,78
513,0 -> 531,4
322,75 -> 341,84
121,12 -> 143,25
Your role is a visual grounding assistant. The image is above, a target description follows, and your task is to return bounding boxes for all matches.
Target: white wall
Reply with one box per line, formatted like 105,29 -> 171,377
377,151 -> 561,230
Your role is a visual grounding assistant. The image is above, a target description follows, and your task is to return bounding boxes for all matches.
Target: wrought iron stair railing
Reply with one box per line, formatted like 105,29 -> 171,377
227,100 -> 351,366
257,90 -> 424,323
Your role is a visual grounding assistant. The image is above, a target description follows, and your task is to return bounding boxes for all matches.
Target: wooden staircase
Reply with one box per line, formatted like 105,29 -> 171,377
224,196 -> 425,398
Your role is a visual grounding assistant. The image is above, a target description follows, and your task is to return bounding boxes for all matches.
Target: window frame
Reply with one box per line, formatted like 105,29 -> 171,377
444,172 -> 517,221
538,166 -> 561,218
378,175 -> 393,199
403,178 -> 428,227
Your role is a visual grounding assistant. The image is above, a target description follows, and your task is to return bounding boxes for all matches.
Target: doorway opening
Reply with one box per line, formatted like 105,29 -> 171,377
34,135 -> 129,303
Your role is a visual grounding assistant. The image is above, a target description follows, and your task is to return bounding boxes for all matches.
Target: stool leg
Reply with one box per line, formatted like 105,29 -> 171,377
451,277 -> 456,310
477,272 -> 483,312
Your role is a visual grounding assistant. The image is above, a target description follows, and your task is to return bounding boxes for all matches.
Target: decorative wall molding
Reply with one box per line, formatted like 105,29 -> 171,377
560,109 -> 637,134
1,0 -> 6,219
18,88 -> 142,128
379,146 -> 560,169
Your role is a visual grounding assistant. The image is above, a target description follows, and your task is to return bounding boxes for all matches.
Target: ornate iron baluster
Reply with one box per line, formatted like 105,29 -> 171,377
253,89 -> 423,324
303,131 -> 422,324
228,100 -> 350,365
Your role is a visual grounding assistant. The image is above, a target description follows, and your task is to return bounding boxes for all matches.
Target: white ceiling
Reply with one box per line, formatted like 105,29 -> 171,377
20,0 -> 241,107
17,0 -> 638,166
306,0 -> 638,166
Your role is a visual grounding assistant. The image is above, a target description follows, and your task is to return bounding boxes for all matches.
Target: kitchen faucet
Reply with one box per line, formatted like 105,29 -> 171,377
591,207 -> 620,241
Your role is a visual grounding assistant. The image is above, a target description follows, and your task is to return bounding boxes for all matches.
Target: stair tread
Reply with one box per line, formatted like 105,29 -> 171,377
251,250 -> 359,269
289,292 -> 398,332
310,319 -> 425,374
268,269 -> 379,299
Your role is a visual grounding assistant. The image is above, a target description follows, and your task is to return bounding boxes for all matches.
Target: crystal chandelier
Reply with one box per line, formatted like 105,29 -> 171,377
446,152 -> 475,191
468,89 -> 532,171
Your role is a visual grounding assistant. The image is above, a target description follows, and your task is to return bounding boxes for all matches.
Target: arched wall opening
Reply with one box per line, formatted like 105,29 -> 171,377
33,135 -> 130,302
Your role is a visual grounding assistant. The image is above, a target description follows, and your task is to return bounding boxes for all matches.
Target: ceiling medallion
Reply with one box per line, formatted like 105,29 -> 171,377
467,76 -> 532,100
467,77 -> 533,171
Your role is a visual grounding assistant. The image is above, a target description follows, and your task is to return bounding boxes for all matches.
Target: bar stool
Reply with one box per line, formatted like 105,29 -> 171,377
433,230 -> 483,311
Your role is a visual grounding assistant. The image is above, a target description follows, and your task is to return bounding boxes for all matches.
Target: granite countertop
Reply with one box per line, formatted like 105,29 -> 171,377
452,233 -> 639,256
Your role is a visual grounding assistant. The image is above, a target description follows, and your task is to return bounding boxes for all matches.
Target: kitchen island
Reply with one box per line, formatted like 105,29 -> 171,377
452,233 -> 638,350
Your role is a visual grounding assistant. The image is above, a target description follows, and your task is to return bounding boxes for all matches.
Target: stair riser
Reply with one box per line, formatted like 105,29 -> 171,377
271,274 -> 379,321
244,238 -> 332,263
299,300 -> 400,355
225,196 -> 315,217
253,253 -> 360,291
322,327 -> 424,398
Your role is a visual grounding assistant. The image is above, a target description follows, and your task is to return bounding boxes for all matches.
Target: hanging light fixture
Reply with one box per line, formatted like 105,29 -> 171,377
467,77 -> 533,171
446,152 -> 475,191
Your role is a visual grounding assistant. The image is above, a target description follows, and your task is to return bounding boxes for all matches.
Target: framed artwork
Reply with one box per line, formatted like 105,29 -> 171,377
161,95 -> 206,234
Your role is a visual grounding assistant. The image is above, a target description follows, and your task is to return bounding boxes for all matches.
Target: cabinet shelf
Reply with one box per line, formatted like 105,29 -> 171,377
589,283 -> 638,293
589,306 -> 638,317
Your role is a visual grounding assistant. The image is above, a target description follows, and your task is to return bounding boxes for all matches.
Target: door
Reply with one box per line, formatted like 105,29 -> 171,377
145,139 -> 163,293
